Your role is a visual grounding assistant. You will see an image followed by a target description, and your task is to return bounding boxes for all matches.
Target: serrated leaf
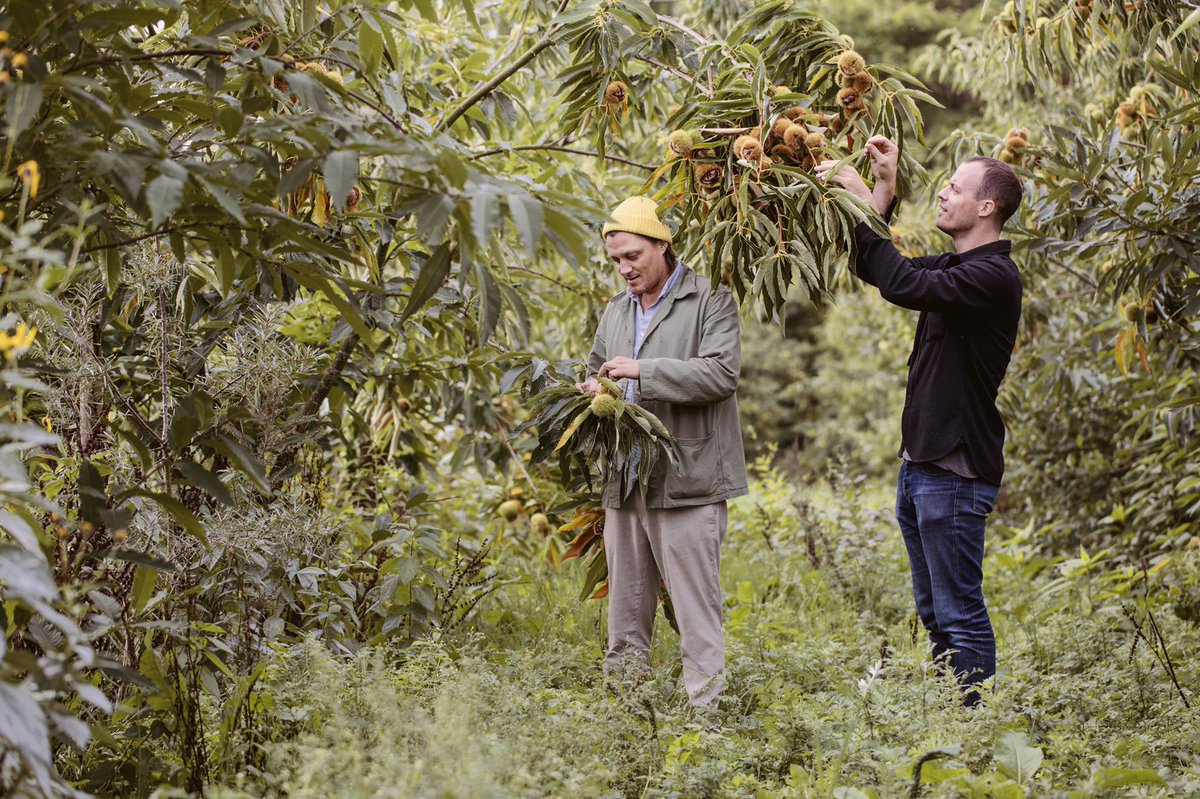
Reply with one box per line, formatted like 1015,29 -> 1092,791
324,150 -> 358,212
125,490 -> 208,547
131,564 -> 158,615
146,174 -> 184,228
509,193 -> 543,260
175,460 -> 234,505
555,408 -> 592,451
401,243 -> 452,321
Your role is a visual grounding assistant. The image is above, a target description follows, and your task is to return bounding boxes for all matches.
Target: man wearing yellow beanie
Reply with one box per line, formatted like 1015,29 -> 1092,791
578,195 -> 747,710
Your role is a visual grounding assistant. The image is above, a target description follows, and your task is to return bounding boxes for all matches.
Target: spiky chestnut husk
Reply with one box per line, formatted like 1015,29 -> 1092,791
782,106 -> 807,121
804,132 -> 826,150
695,163 -> 724,187
999,149 -> 1016,164
590,392 -> 624,418
800,155 -> 816,171
767,85 -> 791,97
604,81 -> 627,105
783,124 -> 808,148
850,72 -> 875,94
770,144 -> 798,162
668,129 -> 694,156
345,186 -> 362,211
1129,85 -> 1147,102
837,87 -> 860,107
734,134 -> 762,161
771,116 -> 794,138
498,500 -> 521,522
837,49 -> 866,77
1005,134 -> 1027,152
829,116 -> 845,134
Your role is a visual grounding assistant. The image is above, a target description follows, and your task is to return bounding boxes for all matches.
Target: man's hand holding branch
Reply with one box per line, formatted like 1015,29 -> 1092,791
815,135 -> 899,217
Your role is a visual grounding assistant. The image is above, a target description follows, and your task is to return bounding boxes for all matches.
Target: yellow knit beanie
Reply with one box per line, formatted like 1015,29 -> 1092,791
601,196 -> 672,244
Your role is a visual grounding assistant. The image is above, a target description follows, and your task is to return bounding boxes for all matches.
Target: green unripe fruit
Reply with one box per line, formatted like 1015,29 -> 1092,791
498,500 -> 521,522
590,392 -> 624,418
1123,303 -> 1141,322
837,50 -> 866,77
530,512 -> 552,536
668,129 -> 694,157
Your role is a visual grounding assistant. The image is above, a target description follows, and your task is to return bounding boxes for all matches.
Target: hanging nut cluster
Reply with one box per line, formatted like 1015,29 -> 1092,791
999,128 -> 1030,164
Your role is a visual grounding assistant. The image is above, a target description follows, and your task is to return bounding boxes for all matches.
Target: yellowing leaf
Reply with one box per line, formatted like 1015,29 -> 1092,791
1136,337 -> 1152,374
554,408 -> 591,452
311,177 -> 329,226
1114,326 -> 1131,374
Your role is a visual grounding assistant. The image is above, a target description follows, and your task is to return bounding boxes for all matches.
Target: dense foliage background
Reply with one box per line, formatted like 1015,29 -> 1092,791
1,0 -> 1196,796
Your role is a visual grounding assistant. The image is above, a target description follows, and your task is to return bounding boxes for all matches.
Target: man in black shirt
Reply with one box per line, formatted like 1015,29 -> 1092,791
816,136 -> 1023,704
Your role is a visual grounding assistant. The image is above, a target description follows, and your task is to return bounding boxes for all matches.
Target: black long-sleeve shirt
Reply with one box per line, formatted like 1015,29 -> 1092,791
853,220 -> 1022,485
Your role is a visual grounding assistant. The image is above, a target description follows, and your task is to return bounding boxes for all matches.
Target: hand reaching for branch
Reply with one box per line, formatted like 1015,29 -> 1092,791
865,136 -> 898,214
814,158 -> 874,211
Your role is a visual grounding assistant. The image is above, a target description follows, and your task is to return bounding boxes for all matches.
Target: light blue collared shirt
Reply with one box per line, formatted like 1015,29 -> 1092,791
624,263 -> 683,401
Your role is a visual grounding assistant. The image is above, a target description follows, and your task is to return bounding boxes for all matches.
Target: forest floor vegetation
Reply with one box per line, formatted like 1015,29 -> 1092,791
197,464 -> 1200,799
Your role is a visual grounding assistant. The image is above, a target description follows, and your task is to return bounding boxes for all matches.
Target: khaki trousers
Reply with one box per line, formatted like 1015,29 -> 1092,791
603,493 -> 727,706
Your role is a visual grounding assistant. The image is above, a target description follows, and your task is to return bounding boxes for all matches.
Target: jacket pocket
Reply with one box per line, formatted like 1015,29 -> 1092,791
664,434 -> 724,500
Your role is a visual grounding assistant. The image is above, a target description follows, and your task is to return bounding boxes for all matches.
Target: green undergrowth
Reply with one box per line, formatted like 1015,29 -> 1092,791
199,465 -> 1200,799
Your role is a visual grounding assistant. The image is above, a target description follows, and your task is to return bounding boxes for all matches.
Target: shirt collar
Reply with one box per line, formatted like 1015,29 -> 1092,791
950,239 -> 1012,265
626,261 -> 684,306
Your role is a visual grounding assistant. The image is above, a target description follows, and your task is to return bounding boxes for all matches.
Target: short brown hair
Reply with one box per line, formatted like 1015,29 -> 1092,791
966,156 -> 1023,228
605,231 -> 678,268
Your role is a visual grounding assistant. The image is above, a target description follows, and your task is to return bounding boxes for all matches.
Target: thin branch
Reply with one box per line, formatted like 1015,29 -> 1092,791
65,48 -> 229,74
701,126 -> 755,136
269,332 -> 361,486
1045,255 -> 1099,290
436,3 -> 567,134
656,15 -> 709,46
346,88 -> 407,132
488,0 -> 538,71
470,144 -> 655,171
81,223 -> 250,253
507,265 -> 592,298
282,8 -> 351,56
634,55 -> 711,97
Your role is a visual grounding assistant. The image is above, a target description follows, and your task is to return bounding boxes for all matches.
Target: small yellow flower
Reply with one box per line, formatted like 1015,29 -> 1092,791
0,322 -> 36,359
10,52 -> 27,69
16,160 -> 38,198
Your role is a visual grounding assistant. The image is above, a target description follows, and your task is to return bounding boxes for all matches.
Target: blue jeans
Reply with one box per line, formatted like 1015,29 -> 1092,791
896,461 -> 999,702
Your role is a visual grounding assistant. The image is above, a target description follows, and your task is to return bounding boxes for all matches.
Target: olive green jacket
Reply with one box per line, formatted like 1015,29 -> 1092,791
588,265 -> 748,509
